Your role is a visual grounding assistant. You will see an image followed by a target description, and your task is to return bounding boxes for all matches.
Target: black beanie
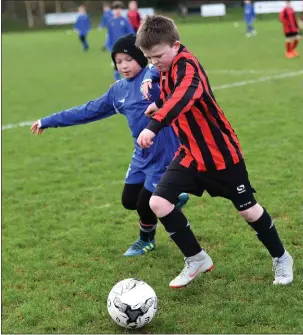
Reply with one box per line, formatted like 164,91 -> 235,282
111,34 -> 148,70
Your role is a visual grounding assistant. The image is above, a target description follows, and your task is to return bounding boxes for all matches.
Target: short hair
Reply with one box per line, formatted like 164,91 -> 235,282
136,15 -> 180,50
112,1 -> 124,9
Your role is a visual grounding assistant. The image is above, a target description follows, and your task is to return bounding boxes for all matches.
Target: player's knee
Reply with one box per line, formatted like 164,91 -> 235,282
239,203 -> 263,222
149,196 -> 174,218
121,193 -> 137,210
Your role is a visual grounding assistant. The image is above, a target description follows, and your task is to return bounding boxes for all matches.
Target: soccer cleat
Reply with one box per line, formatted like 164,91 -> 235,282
175,193 -> 189,211
272,250 -> 293,285
124,238 -> 156,256
286,51 -> 295,58
169,250 -> 214,288
291,50 -> 299,57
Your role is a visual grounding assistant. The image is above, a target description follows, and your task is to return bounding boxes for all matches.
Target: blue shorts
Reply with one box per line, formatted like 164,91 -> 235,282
125,162 -> 166,193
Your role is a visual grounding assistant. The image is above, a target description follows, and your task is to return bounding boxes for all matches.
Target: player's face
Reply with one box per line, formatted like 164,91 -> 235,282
115,53 -> 142,79
142,41 -> 180,72
113,8 -> 123,17
129,1 -> 137,10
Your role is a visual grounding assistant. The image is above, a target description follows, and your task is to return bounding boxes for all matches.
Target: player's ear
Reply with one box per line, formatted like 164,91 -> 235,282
173,41 -> 180,53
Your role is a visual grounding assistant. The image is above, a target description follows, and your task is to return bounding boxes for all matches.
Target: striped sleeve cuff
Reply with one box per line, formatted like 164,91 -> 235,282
146,119 -> 163,135
155,98 -> 163,109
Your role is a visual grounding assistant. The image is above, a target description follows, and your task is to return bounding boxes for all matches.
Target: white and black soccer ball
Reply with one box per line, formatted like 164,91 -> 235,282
107,278 -> 157,329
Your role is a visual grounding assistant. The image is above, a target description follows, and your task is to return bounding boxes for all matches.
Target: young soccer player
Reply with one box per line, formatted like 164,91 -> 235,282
243,0 -> 256,37
135,15 -> 294,287
279,0 -> 301,58
31,34 -> 189,257
106,1 -> 135,80
127,1 -> 141,33
74,5 -> 91,51
99,2 -> 113,52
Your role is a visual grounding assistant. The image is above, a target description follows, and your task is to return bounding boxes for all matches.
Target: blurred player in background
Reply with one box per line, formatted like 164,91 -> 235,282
31,34 -> 189,257
106,1 -> 135,81
279,0 -> 300,58
128,1 -> 142,33
99,2 -> 113,52
244,0 -> 257,37
74,5 -> 91,51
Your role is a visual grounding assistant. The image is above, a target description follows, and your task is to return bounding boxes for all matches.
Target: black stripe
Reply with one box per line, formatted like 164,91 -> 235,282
204,96 -> 242,160
185,111 -> 217,170
196,101 -> 234,167
162,62 -> 200,125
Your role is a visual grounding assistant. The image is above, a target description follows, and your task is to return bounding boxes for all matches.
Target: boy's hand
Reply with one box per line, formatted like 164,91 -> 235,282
137,129 -> 156,148
141,80 -> 152,100
31,120 -> 44,135
145,102 -> 159,118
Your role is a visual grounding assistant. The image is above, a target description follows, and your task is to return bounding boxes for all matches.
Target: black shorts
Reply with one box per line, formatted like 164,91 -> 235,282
285,31 -> 299,38
153,160 -> 257,211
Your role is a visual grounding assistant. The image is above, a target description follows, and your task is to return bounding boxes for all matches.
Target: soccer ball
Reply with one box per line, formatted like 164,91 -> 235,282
107,278 -> 157,329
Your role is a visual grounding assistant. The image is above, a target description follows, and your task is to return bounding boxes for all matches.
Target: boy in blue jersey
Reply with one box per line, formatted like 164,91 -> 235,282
98,2 -> 113,52
106,1 -> 135,81
74,5 -> 91,51
31,34 -> 189,257
244,0 -> 256,37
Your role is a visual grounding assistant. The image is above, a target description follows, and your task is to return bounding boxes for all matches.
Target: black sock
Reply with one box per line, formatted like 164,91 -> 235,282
248,208 -> 285,258
159,208 -> 202,257
139,221 -> 157,242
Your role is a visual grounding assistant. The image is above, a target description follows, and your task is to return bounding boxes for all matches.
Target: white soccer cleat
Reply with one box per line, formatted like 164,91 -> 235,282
169,250 -> 214,288
272,250 -> 293,285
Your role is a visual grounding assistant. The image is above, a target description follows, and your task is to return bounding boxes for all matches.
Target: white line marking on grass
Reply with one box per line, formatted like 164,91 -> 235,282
208,69 -> 293,75
212,70 -> 303,90
2,70 -> 303,132
2,121 -> 34,131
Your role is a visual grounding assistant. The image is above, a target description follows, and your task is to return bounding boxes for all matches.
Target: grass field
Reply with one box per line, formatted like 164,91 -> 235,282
2,19 -> 303,334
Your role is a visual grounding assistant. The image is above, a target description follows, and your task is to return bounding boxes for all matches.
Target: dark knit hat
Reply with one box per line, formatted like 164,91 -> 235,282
111,34 -> 148,70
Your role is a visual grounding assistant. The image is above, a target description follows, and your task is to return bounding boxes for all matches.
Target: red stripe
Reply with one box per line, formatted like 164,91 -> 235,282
200,101 -> 240,164
188,55 -> 242,158
191,105 -> 226,170
177,113 -> 206,170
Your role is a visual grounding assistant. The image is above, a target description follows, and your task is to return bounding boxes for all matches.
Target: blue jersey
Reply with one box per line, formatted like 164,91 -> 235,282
244,3 -> 255,22
74,13 -> 91,35
99,9 -> 113,28
106,16 -> 135,51
40,68 -> 180,190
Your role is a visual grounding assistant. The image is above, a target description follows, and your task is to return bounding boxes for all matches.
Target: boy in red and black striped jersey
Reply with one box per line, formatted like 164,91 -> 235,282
279,0 -> 301,58
136,15 -> 293,288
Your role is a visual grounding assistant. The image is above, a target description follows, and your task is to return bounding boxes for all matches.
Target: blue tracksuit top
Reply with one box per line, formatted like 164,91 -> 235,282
99,9 -> 113,28
74,13 -> 91,35
244,3 -> 255,23
40,67 -> 180,169
106,16 -> 135,51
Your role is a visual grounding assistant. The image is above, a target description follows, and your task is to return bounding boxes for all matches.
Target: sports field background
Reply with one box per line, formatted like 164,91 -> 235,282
2,18 -> 303,333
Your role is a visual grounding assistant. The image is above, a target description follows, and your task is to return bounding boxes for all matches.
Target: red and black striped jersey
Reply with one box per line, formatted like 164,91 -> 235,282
146,45 -> 243,172
279,7 -> 298,33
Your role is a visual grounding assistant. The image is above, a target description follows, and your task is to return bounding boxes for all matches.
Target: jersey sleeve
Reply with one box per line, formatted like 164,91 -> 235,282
146,61 -> 203,134
40,87 -> 117,129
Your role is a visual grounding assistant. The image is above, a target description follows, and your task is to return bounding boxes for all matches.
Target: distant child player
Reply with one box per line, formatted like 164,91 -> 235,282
128,1 -> 142,33
136,15 -> 293,288
244,0 -> 256,37
99,2 -> 113,52
279,0 -> 301,58
106,1 -> 135,80
74,5 -> 91,51
31,34 -> 189,257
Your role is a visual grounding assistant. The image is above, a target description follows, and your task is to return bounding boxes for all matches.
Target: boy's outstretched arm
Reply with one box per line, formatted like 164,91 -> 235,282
31,89 -> 116,134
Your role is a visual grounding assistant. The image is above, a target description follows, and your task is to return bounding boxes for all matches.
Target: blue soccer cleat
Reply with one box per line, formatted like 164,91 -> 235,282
124,238 -> 156,256
175,193 -> 189,210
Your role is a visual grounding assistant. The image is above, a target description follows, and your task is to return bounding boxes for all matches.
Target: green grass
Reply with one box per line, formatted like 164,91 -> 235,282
2,19 -> 303,334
